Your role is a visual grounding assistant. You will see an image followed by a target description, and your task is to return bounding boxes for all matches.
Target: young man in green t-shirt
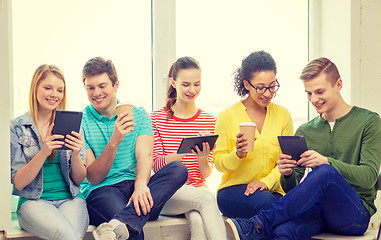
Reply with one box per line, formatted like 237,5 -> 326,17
225,57 -> 381,240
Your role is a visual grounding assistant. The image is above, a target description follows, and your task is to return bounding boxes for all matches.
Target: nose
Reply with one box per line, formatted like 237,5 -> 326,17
263,88 -> 272,98
94,87 -> 101,96
310,93 -> 318,103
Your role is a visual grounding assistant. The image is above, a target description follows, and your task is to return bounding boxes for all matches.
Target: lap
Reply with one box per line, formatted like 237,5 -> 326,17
217,184 -> 282,218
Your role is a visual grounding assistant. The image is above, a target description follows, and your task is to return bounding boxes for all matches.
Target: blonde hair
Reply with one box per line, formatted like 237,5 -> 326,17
300,57 -> 341,85
29,64 -> 66,160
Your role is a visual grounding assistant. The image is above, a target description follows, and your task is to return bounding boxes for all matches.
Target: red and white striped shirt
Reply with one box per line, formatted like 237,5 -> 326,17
150,107 -> 216,187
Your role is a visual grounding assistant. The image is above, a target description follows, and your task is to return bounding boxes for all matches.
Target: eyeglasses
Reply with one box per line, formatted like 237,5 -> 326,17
247,80 -> 280,94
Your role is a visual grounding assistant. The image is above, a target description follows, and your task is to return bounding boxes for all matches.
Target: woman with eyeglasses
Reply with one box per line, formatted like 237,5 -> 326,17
214,51 -> 294,218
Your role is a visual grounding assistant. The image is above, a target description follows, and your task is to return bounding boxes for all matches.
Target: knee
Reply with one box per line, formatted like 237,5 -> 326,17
194,190 -> 217,210
50,226 -> 79,239
186,210 -> 204,228
167,161 -> 188,184
314,164 -> 340,178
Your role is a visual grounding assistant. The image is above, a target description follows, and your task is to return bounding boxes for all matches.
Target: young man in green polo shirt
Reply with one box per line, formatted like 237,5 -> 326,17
80,57 -> 188,240
225,57 -> 381,240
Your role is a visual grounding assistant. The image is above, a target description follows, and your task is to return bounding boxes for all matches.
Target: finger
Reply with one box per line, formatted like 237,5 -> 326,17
236,132 -> 244,139
143,195 -> 151,213
133,199 -> 141,216
126,198 -> 132,207
139,198 -> 148,215
147,192 -> 154,208
204,142 -> 210,154
51,134 -> 65,140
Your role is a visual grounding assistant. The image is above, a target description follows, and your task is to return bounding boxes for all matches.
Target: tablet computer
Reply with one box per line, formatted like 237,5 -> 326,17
177,135 -> 219,154
277,136 -> 308,161
52,110 -> 83,150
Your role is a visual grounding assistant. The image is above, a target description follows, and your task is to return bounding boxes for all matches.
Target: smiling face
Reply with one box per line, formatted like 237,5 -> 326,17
171,68 -> 201,103
244,70 -> 277,108
36,73 -> 65,113
303,73 -> 342,115
84,72 -> 119,116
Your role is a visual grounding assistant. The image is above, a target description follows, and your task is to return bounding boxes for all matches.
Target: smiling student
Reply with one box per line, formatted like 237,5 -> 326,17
80,57 -> 187,240
214,51 -> 293,219
151,57 -> 227,240
225,57 -> 381,240
10,64 -> 88,240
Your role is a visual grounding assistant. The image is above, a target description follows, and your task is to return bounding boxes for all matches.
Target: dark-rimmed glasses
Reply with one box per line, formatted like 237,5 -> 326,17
247,79 -> 280,94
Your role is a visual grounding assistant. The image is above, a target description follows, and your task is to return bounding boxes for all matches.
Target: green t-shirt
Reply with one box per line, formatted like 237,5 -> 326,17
18,153 -> 84,211
281,106 -> 381,216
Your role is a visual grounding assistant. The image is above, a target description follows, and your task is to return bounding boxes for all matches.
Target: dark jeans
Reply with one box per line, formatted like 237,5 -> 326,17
86,161 -> 188,240
254,164 -> 370,240
217,184 -> 283,218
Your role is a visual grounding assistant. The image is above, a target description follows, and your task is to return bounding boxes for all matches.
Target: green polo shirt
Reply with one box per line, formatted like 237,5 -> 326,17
80,104 -> 154,198
281,106 -> 381,216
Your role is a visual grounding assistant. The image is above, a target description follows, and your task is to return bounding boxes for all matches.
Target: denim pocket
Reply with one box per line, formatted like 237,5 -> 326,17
18,136 -> 39,161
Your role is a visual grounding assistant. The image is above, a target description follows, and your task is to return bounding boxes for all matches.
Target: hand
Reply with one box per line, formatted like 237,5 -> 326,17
192,142 -> 211,163
41,123 -> 64,156
111,112 -> 134,145
64,131 -> 85,156
298,150 -> 329,168
245,181 -> 267,196
277,153 -> 297,176
126,182 -> 154,216
235,132 -> 248,158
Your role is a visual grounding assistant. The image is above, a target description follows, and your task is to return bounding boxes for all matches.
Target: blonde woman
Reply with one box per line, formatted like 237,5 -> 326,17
10,64 -> 89,240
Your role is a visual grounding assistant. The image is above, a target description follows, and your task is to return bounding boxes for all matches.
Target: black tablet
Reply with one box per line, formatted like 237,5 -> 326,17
277,136 -> 308,161
52,110 -> 83,150
177,135 -> 219,154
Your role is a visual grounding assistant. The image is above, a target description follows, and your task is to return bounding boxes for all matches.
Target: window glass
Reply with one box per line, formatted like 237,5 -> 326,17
176,0 -> 308,192
12,0 -> 152,117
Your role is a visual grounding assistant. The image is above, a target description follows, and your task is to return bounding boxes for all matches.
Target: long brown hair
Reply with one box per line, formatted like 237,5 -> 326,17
166,57 -> 200,119
29,64 -> 66,161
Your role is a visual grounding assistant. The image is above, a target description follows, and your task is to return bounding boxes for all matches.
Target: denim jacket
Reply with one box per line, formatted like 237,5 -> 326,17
10,112 -> 86,199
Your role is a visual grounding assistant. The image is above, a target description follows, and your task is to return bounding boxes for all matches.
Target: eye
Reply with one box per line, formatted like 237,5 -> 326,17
58,89 -> 63,93
316,91 -> 324,95
255,86 -> 264,91
182,84 -> 190,87
44,87 -> 51,90
194,83 -> 200,87
87,86 -> 94,90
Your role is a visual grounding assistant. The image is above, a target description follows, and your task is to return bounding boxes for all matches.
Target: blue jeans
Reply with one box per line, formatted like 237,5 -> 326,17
86,161 -> 188,240
254,165 -> 370,240
18,197 -> 89,240
217,184 -> 283,218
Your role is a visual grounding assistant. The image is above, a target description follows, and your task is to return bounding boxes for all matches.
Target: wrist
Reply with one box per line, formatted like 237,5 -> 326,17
236,151 -> 247,158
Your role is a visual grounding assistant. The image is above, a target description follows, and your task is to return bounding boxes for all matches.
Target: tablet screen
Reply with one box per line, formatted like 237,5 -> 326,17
177,135 -> 219,154
277,136 -> 308,161
52,110 -> 83,150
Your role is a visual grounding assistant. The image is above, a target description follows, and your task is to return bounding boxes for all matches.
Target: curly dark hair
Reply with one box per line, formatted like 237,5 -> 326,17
233,51 -> 277,97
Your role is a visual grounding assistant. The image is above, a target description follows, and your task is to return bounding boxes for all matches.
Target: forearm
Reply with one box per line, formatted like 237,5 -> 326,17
135,154 -> 153,186
70,154 -> 86,186
166,152 -> 186,164
198,159 -> 212,178
14,150 -> 49,190
86,140 -> 119,185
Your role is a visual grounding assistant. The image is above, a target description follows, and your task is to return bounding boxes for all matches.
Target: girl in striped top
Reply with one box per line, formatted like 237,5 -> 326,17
151,57 -> 226,240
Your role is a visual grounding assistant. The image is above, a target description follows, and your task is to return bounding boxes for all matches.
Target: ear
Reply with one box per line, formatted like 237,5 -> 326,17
170,78 -> 176,89
336,78 -> 343,91
243,80 -> 250,91
114,80 -> 120,89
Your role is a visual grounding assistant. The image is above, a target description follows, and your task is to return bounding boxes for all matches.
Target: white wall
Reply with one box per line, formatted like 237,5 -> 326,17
0,0 -> 13,231
355,0 -> 381,114
309,0 -> 381,118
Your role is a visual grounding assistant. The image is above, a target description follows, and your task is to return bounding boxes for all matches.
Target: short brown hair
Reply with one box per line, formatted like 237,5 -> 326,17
82,57 -> 118,86
300,57 -> 340,85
